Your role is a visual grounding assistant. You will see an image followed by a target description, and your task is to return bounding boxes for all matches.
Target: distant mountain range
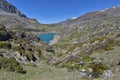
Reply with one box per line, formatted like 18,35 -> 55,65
58,6 -> 120,27
1,0 -> 120,33
55,6 -> 120,36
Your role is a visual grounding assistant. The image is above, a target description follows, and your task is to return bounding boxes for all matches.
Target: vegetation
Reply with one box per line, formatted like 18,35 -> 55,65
0,57 -> 26,74
89,62 -> 109,78
102,22 -> 113,27
1,2 -> 120,80
0,41 -> 11,49
12,46 -> 24,52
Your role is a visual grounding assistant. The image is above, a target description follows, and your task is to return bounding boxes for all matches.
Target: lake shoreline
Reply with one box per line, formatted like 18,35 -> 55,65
37,33 -> 60,44
49,34 -> 61,45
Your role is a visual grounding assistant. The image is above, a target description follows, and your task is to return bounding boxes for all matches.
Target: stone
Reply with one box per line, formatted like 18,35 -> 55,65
0,24 -> 12,41
103,70 -> 113,78
118,61 -> 120,65
0,53 -> 3,57
46,46 -> 54,53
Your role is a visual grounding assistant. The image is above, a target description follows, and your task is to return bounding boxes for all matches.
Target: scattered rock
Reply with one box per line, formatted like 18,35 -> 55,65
46,46 -> 54,53
79,69 -> 92,78
103,70 -> 113,78
118,61 -> 120,65
0,54 -> 3,57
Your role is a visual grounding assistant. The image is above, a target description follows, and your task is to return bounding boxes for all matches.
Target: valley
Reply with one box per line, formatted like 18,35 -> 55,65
0,0 -> 120,80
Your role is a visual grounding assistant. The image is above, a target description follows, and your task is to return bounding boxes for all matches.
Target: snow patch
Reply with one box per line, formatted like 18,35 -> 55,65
70,17 -> 77,20
99,10 -> 105,12
112,6 -> 116,9
99,8 -> 109,12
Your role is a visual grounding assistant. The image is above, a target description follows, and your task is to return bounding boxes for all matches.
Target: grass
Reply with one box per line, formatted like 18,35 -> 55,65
0,62 -> 82,80
0,61 -> 119,80
0,57 -> 25,74
0,41 -> 11,49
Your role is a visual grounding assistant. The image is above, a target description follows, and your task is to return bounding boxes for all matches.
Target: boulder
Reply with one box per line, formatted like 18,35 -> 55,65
46,46 -> 55,53
0,24 -> 12,41
103,70 -> 113,78
0,53 -> 3,57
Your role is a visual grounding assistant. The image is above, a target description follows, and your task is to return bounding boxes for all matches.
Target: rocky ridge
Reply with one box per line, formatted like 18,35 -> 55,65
0,0 -> 47,31
0,0 -> 26,17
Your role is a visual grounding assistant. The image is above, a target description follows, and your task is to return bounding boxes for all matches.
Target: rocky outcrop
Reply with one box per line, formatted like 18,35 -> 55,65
0,0 -> 26,17
13,31 -> 40,42
0,24 -> 40,42
0,0 -> 42,30
0,24 -> 11,41
0,24 -> 44,64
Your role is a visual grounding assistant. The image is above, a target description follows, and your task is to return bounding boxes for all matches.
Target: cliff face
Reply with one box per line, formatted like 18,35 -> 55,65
0,0 -> 43,31
0,0 -> 26,17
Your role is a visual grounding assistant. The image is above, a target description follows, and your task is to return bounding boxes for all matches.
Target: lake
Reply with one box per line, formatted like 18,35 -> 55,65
37,33 -> 56,44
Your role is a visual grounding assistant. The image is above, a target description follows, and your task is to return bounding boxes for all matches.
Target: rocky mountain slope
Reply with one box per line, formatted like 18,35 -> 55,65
0,0 -> 120,79
0,0 -> 51,74
0,0 -> 46,31
56,6 -> 120,36
59,6 -> 120,26
47,6 -> 120,79
0,0 -> 26,17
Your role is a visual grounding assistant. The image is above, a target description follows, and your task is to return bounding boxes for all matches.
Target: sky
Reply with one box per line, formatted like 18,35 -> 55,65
7,0 -> 120,24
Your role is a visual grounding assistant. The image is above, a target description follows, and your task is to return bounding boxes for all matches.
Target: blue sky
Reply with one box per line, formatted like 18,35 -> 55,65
7,0 -> 120,24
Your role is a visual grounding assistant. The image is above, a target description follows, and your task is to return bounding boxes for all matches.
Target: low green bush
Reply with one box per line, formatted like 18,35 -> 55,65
63,62 -> 80,71
0,41 -> 11,49
0,57 -> 26,74
115,39 -> 120,47
12,46 -> 24,52
89,62 -> 109,78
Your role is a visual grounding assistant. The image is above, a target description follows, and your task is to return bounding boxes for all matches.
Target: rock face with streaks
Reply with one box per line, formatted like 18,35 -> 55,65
0,0 -> 26,17
0,0 -> 42,30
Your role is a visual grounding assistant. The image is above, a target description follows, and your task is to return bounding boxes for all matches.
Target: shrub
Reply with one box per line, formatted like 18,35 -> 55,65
15,65 -> 26,74
115,39 -> 120,47
0,41 -> 11,49
63,62 -> 80,71
102,22 -> 113,27
24,50 -> 37,62
89,62 -> 109,78
0,57 -> 26,74
82,55 -> 93,62
12,46 -> 24,52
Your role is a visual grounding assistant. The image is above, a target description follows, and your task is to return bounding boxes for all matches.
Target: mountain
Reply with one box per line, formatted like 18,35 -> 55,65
55,6 -> 120,37
58,6 -> 120,27
48,6 -> 120,79
0,0 -> 26,17
0,0 -> 120,79
0,0 -> 44,31
0,0 -> 49,75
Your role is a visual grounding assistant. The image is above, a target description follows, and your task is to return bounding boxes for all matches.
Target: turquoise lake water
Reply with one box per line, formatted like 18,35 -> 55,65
37,33 -> 56,44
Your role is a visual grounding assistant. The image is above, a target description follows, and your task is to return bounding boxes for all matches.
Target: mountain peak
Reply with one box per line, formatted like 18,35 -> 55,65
0,0 -> 26,17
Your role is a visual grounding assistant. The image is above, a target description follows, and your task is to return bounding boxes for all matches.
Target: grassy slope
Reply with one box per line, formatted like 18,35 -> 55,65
0,62 -> 82,80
